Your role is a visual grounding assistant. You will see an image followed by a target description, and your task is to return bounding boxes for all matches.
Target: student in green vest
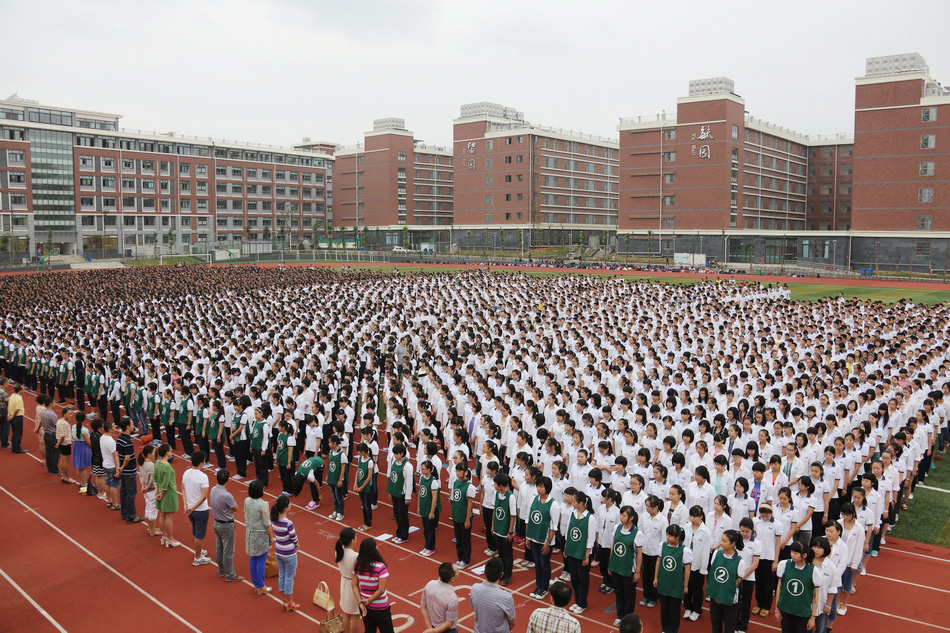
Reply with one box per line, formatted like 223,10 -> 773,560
209,400 -> 227,470
291,453 -> 324,509
355,441 -> 376,530
276,419 -> 295,494
249,406 -> 270,486
159,389 -> 175,451
775,541 -> 820,633
526,475 -> 561,600
565,490 -> 596,614
451,463 -> 477,568
146,382 -> 162,443
609,505 -> 645,626
654,524 -> 692,633
388,443 -> 413,543
417,459 -> 442,556
326,434 -> 346,520
176,385 -> 195,457
93,364 -> 108,425
193,394 -> 209,460
492,472 -> 517,584
708,529 -> 750,633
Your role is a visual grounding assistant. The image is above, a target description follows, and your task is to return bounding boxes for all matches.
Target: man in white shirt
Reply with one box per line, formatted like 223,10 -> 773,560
182,451 -> 212,566
99,421 -> 119,509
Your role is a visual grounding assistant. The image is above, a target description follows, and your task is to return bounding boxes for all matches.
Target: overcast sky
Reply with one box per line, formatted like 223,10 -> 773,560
6,0 -> 949,150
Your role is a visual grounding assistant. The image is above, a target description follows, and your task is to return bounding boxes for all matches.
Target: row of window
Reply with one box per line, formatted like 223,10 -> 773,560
540,194 -> 618,209
74,134 -> 325,166
541,157 -> 616,174
484,212 -> 615,225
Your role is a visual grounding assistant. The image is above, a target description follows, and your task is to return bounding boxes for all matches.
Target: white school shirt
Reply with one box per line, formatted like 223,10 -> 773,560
709,512 -> 734,551
686,481 -> 715,518
841,521 -> 866,569
666,502 -> 689,530
737,538 -> 760,578
812,559 -> 840,612
639,512 -> 669,557
596,504 -> 621,548
753,517 -> 780,561
684,523 -> 712,574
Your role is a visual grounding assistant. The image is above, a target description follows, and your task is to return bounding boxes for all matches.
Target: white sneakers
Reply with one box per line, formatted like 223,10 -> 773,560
193,556 -> 211,566
305,501 -> 317,510
568,604 -> 586,614
329,512 -> 345,521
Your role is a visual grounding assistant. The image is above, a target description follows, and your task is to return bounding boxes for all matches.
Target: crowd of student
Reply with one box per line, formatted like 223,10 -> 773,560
1,266 -> 947,633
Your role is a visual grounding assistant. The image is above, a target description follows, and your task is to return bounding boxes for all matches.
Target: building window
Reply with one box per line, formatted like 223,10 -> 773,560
397,151 -> 406,161
921,134 -> 936,149
664,151 -> 675,162
79,156 -> 94,169
485,176 -> 493,187
504,156 -> 512,164
485,194 -> 493,206
919,188 -> 934,203
10,194 -> 26,206
663,217 -> 674,229
485,213 -> 493,224
516,193 -> 523,201
7,150 -> 24,163
922,107 -> 937,122
505,194 -> 511,201
663,195 -> 675,206
485,140 -> 493,150
916,240 -> 931,256
920,161 -> 935,176
505,212 -> 512,220
663,173 -> 675,184
664,129 -> 675,140
516,155 -> 523,163
486,158 -> 493,169
732,125 -> 739,140
918,215 -> 933,231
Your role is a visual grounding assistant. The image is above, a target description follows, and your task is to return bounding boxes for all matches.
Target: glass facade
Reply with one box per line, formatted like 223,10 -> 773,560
29,129 -> 75,231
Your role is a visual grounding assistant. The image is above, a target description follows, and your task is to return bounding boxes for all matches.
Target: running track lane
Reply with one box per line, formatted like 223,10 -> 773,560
3,389 -> 950,632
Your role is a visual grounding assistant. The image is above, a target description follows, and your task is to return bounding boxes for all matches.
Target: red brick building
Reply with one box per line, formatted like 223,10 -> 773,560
453,103 -> 618,229
332,118 -> 453,229
852,53 -> 950,231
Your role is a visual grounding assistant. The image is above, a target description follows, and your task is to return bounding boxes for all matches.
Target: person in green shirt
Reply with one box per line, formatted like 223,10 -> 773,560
654,524 -> 692,633
565,490 -> 596,613
249,406 -> 270,487
292,454 -> 324,509
275,419 -> 295,495
326,434 -> 346,520
417,459 -> 441,555
159,390 -> 175,451
707,529 -> 749,633
355,442 -> 376,531
609,505 -> 644,625
208,400 -> 227,470
776,541 -> 820,633
388,443 -> 413,543
492,472 -> 517,584
451,463 -> 477,568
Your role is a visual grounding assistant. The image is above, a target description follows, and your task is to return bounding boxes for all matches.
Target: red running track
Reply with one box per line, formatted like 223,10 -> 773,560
2,390 -> 950,633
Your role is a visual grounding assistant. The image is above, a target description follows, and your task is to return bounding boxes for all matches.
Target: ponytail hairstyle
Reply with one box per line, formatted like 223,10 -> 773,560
572,490 -> 594,514
73,411 -> 86,441
694,465 -> 711,484
645,494 -> 665,513
335,527 -> 356,563
797,475 -> 816,496
138,443 -> 155,467
158,443 -> 172,458
722,528 -> 745,551
666,523 -> 685,543
787,540 -> 814,564
270,492 -> 290,522
714,494 -> 731,516
604,488 -> 622,507
619,504 -> 640,527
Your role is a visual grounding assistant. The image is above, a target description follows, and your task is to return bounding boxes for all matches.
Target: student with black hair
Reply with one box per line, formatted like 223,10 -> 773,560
655,523 -> 692,633
639,494 -> 668,608
355,442 -> 376,531
565,490 -> 596,614
526,475 -> 560,600
326,434 -> 347,520
353,538 -> 396,633
492,472 -> 517,584
609,505 -> 645,626
481,460 -> 500,556
683,505 -> 711,621
525,580 -> 580,632
417,459 -> 441,557
450,463 -> 476,568
707,528 -> 749,633
736,517 -> 761,633
753,503 -> 780,618
618,613 -> 643,633
596,488 -> 622,594
775,541 -> 820,633
334,527 -> 360,633
388,443 -> 413,544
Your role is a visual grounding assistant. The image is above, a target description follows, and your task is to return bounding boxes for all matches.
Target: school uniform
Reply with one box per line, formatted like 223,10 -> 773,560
565,509 -> 596,609
656,542 -> 693,633
638,511 -> 668,604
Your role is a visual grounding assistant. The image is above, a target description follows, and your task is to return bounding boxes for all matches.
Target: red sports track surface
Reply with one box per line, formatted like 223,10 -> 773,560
2,390 -> 949,633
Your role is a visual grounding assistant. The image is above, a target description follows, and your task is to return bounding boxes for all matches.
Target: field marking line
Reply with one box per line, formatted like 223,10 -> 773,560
865,573 -> 950,594
917,484 -> 950,494
0,484 -> 203,633
0,567 -> 69,633
848,604 -> 950,631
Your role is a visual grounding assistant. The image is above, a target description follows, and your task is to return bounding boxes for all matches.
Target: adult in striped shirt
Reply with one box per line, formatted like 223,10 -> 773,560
271,495 -> 299,611
352,538 -> 395,633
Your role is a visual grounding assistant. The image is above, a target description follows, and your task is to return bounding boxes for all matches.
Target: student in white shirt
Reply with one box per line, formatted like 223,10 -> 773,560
686,465 -> 716,519
595,488 -> 621,594
752,503 -> 781,617
637,494 -> 668,608
810,536 -> 840,633
682,505 -> 711,621
665,484 -> 689,529
736,517 -> 762,632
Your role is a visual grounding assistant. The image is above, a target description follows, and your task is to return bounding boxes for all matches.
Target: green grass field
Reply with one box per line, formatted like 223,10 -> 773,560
889,458 -> 950,548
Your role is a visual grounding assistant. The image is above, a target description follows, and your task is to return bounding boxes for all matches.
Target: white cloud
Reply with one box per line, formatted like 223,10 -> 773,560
5,0 -> 949,148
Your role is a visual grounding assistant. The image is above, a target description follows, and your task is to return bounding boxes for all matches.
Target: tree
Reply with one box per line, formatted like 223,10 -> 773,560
625,234 -> 632,259
362,226 -> 368,249
0,235 -> 8,264
166,228 -> 176,252
262,225 -> 271,242
402,226 -> 409,248
647,230 -> 654,256
374,227 -> 380,248
498,228 -> 505,254
243,224 -> 250,243
46,229 -> 53,256
466,230 -> 472,249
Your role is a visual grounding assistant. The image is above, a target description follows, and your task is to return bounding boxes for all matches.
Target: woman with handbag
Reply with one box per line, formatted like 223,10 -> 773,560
245,478 -> 276,595
335,527 -> 361,632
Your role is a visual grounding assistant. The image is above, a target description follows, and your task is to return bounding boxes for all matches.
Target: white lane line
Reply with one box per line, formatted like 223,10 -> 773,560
917,484 -> 950,494
849,604 -> 950,631
0,484 -> 202,633
0,567 -> 68,633
866,572 -> 950,594
881,547 -> 950,563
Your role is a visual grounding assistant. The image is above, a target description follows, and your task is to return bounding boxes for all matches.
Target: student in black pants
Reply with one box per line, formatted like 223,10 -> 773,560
450,464 -> 476,569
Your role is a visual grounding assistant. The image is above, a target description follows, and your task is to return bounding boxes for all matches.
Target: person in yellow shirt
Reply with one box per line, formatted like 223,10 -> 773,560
7,383 -> 27,453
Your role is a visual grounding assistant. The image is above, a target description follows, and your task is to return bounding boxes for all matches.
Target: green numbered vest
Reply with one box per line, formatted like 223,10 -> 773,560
526,496 -> 554,543
419,474 -> 441,518
356,458 -> 375,492
176,396 -> 191,426
492,490 -> 514,536
327,449 -> 343,485
707,550 -> 742,605
657,543 -> 686,598
276,433 -> 290,466
207,413 -> 220,440
388,460 -> 406,498
777,562 -> 815,618
608,525 -> 639,576
451,480 -> 472,523
250,421 -> 265,451
566,512 -> 591,560
297,456 -> 324,478
160,400 -> 172,425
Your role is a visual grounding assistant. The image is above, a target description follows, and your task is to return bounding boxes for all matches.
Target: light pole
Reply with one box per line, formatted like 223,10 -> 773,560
832,239 -> 838,272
